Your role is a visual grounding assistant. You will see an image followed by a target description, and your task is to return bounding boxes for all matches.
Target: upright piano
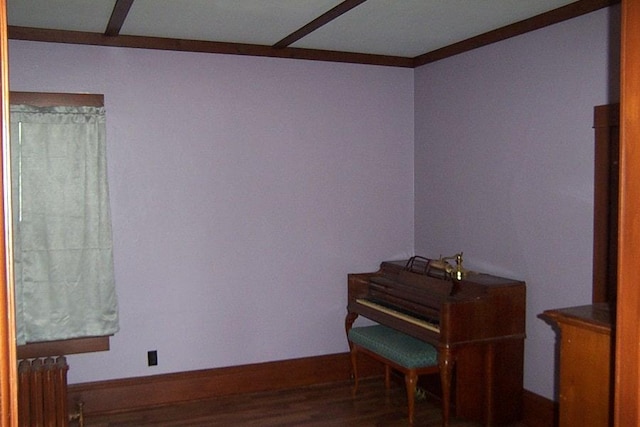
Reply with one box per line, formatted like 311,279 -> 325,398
346,257 -> 526,426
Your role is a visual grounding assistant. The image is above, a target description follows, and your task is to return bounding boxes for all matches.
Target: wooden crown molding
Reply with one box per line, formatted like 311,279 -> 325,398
414,0 -> 621,66
8,26 -> 413,68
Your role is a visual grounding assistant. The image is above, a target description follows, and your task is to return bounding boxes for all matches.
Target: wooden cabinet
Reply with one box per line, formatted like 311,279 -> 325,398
543,304 -> 613,427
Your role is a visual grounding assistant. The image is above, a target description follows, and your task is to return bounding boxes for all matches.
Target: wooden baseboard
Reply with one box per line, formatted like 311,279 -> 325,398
69,352 -> 556,426
68,352 -> 383,416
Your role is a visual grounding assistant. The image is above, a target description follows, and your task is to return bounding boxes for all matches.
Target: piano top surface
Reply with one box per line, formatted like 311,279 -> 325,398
360,259 -> 524,304
380,259 -> 524,287
347,258 -> 526,346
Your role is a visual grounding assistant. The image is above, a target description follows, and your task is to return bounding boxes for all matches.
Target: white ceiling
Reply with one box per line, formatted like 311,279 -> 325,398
6,0 -> 589,59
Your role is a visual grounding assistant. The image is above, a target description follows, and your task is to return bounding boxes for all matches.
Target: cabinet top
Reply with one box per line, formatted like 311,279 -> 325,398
541,303 -> 612,334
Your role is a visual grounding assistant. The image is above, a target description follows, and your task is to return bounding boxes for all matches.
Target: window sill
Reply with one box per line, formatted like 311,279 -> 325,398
17,336 -> 110,359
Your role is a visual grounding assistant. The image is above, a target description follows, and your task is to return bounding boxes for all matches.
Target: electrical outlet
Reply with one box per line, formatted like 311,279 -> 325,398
147,350 -> 158,366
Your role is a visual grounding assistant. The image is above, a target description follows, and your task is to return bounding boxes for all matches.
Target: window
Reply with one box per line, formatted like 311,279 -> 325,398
10,92 -> 118,348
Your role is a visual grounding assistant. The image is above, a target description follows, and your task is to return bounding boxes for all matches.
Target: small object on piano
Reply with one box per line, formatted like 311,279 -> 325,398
421,252 -> 467,280
453,252 -> 465,280
403,256 -> 431,274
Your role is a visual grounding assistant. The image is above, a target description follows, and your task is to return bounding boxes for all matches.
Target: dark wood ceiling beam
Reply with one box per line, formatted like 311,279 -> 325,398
8,26 -> 413,68
273,0 -> 368,48
105,0 -> 135,37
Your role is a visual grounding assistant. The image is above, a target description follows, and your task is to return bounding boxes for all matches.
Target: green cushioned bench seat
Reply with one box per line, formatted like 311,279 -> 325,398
347,324 -> 443,425
348,325 -> 438,368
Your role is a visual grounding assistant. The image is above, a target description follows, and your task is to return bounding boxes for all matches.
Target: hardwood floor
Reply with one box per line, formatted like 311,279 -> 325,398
83,377 -> 528,427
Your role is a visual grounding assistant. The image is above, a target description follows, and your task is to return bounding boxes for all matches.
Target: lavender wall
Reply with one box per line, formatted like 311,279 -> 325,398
9,4 -> 619,402
414,6 -> 619,399
9,41 -> 415,384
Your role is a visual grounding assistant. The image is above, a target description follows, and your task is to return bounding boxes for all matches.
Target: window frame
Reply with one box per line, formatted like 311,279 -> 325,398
11,91 -> 110,358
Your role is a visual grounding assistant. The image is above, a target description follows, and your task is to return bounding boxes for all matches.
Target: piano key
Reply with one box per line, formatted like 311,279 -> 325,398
356,298 -> 441,333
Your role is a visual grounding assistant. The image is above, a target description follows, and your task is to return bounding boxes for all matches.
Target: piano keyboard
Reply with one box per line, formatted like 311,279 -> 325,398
356,298 -> 441,333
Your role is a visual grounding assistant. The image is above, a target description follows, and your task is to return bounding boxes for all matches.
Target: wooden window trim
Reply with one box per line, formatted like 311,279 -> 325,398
592,103 -> 619,304
17,336 -> 110,359
11,91 -> 103,107
11,90 -> 110,359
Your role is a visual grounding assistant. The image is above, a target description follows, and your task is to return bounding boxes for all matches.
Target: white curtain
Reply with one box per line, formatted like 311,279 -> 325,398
10,104 -> 119,345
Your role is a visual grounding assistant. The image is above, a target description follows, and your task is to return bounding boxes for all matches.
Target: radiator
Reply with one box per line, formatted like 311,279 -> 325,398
18,356 -> 69,427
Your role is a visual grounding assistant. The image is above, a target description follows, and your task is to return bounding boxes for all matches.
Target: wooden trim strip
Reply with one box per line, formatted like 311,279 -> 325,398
10,91 -> 104,107
615,0 -> 640,423
592,104 -> 619,304
594,103 -> 620,129
68,351 -> 553,426
273,0 -> 368,49
17,336 -> 110,360
413,0 -> 620,67
7,0 -> 619,68
0,0 -> 19,424
105,0 -> 135,37
8,26 -> 413,68
68,352 -> 383,416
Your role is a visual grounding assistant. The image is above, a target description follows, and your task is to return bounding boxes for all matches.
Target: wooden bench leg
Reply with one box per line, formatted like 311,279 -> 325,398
405,370 -> 417,425
350,345 -> 359,395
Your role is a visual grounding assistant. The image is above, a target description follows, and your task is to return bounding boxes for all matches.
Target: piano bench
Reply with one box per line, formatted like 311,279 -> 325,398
348,324 -> 441,426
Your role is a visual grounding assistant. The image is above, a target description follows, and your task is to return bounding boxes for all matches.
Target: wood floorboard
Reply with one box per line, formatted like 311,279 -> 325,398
83,378 -> 528,427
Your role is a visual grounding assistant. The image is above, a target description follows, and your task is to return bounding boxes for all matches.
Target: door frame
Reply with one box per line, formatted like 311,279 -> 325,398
614,0 -> 640,424
0,0 -> 18,425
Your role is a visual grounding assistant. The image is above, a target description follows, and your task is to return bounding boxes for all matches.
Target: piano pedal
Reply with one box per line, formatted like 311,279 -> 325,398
415,386 -> 427,401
